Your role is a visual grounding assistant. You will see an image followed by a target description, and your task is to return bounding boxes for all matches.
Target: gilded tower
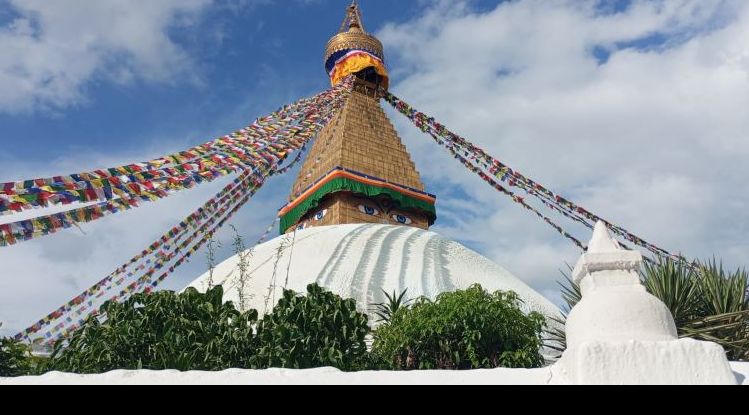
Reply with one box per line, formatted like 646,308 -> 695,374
278,2 -> 437,233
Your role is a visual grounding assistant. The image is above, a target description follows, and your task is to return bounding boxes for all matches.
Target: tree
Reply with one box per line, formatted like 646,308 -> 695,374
47,286 -> 258,373
0,324 -> 32,377
252,284 -> 370,371
372,285 -> 546,370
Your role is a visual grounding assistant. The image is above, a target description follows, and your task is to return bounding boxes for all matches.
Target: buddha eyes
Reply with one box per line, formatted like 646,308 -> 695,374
295,209 -> 328,231
314,209 -> 328,221
358,205 -> 379,216
392,214 -> 412,225
356,205 -> 412,225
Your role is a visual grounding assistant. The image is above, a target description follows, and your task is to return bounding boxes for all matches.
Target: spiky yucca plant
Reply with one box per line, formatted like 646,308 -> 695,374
370,289 -> 414,323
641,259 -> 701,327
543,268 -> 578,356
682,260 -> 749,360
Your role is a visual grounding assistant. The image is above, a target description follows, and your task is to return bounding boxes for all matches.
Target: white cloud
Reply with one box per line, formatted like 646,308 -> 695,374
379,0 -> 749,303
0,0 -> 213,113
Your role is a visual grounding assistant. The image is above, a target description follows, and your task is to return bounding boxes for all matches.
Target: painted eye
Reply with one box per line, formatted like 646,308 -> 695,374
314,209 -> 328,221
392,214 -> 413,225
296,223 -> 307,231
358,205 -> 379,216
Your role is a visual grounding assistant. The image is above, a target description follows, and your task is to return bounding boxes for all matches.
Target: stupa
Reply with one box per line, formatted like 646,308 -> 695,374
186,2 -> 560,320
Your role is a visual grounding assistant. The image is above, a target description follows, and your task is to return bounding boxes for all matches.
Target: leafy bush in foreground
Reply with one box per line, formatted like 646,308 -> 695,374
372,285 -> 546,370
47,286 -> 258,373
0,330 -> 32,377
252,284 -> 370,371
42,283 -> 549,373
45,284 -> 370,373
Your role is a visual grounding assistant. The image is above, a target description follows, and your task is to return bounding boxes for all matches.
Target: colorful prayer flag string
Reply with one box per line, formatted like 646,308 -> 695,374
14,76 -> 355,343
385,91 -> 688,263
43,145 -> 311,339
0,81 -> 348,215
1,78 -> 353,247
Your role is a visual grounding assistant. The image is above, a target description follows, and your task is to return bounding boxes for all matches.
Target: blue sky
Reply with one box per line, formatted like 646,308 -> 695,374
0,0 -> 438,159
2,0 -> 749,335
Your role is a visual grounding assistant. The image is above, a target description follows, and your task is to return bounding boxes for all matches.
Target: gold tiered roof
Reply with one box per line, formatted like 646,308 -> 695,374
289,88 -> 427,198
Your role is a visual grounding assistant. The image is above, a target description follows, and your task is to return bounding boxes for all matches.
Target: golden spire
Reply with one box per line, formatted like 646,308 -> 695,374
324,1 -> 388,89
325,2 -> 384,67
338,1 -> 366,33
276,1 -> 435,234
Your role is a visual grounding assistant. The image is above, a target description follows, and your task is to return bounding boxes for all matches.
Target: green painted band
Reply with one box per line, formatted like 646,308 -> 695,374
279,177 -> 436,233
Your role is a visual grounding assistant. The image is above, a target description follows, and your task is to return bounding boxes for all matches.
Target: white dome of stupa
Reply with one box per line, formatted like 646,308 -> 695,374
186,224 -> 561,321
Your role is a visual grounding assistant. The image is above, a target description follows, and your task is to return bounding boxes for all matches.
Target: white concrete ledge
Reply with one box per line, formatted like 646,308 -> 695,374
1,363 -> 747,385
1,367 -> 553,385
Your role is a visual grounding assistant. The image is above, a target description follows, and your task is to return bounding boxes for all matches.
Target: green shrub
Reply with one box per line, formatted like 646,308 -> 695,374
372,285 -> 546,370
0,333 -> 32,377
252,284 -> 370,371
47,286 -> 258,373
40,283 -> 551,373
45,284 -> 370,373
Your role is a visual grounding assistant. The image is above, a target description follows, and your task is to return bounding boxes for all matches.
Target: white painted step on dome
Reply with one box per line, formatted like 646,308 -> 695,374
186,224 -> 560,320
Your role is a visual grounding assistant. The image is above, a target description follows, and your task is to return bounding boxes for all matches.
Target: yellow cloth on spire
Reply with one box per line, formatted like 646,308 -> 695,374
330,52 -> 389,89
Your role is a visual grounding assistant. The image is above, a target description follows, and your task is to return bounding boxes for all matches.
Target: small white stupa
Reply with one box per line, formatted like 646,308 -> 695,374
553,222 -> 737,385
